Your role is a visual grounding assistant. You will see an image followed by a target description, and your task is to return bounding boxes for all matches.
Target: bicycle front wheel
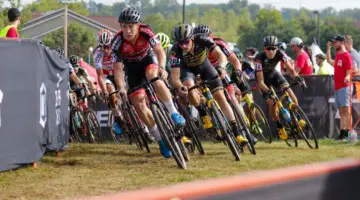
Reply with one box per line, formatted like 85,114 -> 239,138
85,108 -> 103,143
291,104 -> 319,149
210,102 -> 241,161
250,103 -> 272,143
151,103 -> 187,169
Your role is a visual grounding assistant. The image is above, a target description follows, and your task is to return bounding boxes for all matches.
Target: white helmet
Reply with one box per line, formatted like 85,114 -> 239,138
97,29 -> 113,46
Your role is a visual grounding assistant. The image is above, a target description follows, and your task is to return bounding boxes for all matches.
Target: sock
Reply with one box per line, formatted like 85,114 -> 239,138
196,103 -> 208,117
276,120 -> 283,129
149,125 -> 162,142
340,129 -> 345,137
344,129 -> 350,137
230,120 -> 240,137
163,100 -> 178,115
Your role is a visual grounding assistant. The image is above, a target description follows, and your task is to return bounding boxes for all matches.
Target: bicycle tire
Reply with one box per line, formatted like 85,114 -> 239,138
85,108 -> 103,143
178,139 -> 190,161
123,111 -> 143,150
151,103 -> 187,169
210,102 -> 241,161
250,103 -> 273,143
179,102 -> 205,155
231,100 -> 256,155
291,105 -> 319,149
128,108 -> 151,153
71,106 -> 89,143
70,107 -> 82,143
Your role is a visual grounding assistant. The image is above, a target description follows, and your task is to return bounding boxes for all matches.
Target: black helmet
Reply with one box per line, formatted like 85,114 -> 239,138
263,35 -> 278,47
69,55 -> 80,66
8,8 -> 20,22
194,24 -> 211,35
173,24 -> 193,42
118,6 -> 141,23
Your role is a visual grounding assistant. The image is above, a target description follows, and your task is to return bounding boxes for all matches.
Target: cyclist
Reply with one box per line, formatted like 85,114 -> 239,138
111,7 -> 186,158
69,55 -> 97,98
254,36 -> 305,140
169,24 -> 248,146
94,29 -> 126,135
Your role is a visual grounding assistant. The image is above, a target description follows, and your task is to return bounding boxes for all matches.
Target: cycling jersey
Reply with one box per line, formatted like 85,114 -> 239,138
207,36 -> 232,67
74,66 -> 90,84
170,34 -> 216,68
93,46 -> 117,77
111,24 -> 160,64
254,50 -> 289,73
111,24 -> 160,91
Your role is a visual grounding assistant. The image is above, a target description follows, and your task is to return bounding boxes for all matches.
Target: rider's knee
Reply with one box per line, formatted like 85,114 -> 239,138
145,64 -> 159,80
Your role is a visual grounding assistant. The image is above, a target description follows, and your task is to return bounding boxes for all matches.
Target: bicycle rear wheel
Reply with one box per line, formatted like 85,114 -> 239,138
210,102 -> 241,161
249,103 -> 272,143
279,111 -> 298,147
291,105 -> 319,149
151,103 -> 187,169
128,108 -> 151,153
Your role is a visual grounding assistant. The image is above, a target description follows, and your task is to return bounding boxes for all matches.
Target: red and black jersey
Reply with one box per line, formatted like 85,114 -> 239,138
208,35 -> 233,67
111,24 -> 160,63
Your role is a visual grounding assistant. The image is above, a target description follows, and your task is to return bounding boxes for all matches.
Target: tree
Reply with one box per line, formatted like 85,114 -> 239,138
42,23 -> 97,59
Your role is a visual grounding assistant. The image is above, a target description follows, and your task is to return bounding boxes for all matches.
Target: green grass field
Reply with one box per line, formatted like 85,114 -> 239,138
0,140 -> 359,200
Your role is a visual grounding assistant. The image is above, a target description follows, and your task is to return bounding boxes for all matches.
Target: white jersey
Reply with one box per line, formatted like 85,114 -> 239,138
93,46 -> 117,77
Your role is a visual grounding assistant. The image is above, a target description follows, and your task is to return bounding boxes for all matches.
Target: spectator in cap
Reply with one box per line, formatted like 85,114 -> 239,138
344,35 -> 360,71
0,8 -> 21,38
326,35 -> 352,140
290,37 -> 313,75
316,54 -> 333,75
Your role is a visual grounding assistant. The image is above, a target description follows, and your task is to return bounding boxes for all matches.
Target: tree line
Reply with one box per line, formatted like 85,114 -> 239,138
1,0 -> 359,59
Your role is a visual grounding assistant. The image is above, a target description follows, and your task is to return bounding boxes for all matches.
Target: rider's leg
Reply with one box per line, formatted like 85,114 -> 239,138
130,90 -> 171,158
145,64 -> 185,127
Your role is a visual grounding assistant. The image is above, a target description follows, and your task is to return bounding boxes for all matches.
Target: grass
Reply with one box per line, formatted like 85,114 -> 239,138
0,140 -> 359,200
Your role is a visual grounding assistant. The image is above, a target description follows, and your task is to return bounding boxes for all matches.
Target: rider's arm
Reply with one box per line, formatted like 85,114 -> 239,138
96,69 -> 107,93
211,46 -> 227,69
326,42 -> 335,66
284,60 -> 299,79
70,72 -> 82,86
170,67 -> 183,89
153,44 -> 166,69
114,62 -> 125,90
228,53 -> 242,71
83,74 -> 96,92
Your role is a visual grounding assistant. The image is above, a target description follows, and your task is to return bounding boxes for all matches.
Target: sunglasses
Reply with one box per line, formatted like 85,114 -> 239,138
265,46 -> 277,51
179,39 -> 191,46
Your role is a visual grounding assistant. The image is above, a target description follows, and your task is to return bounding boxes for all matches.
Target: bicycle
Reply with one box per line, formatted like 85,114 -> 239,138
221,74 -> 256,155
172,88 -> 205,155
270,82 -> 319,149
189,75 -> 242,161
70,87 -> 102,143
236,73 -> 273,144
129,77 -> 188,169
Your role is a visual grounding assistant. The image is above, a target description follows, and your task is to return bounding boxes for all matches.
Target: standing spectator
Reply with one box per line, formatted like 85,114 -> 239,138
344,35 -> 360,71
290,37 -> 313,75
316,54 -> 333,75
326,35 -> 352,140
0,8 -> 21,38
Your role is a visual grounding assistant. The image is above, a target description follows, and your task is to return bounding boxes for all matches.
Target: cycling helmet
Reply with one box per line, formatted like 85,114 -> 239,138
278,42 -> 287,51
245,47 -> 258,56
69,55 -> 80,66
156,32 -> 170,49
118,6 -> 141,23
194,24 -> 211,35
263,35 -> 278,47
97,29 -> 113,46
233,48 -> 243,59
53,48 -> 65,58
173,24 -> 194,42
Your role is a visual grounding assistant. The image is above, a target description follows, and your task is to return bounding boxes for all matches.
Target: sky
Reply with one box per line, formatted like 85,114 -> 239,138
19,0 -> 360,11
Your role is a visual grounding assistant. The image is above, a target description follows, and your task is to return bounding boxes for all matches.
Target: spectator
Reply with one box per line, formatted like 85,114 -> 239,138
326,35 -> 352,140
0,8 -> 21,38
316,54 -> 333,75
290,37 -> 313,75
344,35 -> 360,71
